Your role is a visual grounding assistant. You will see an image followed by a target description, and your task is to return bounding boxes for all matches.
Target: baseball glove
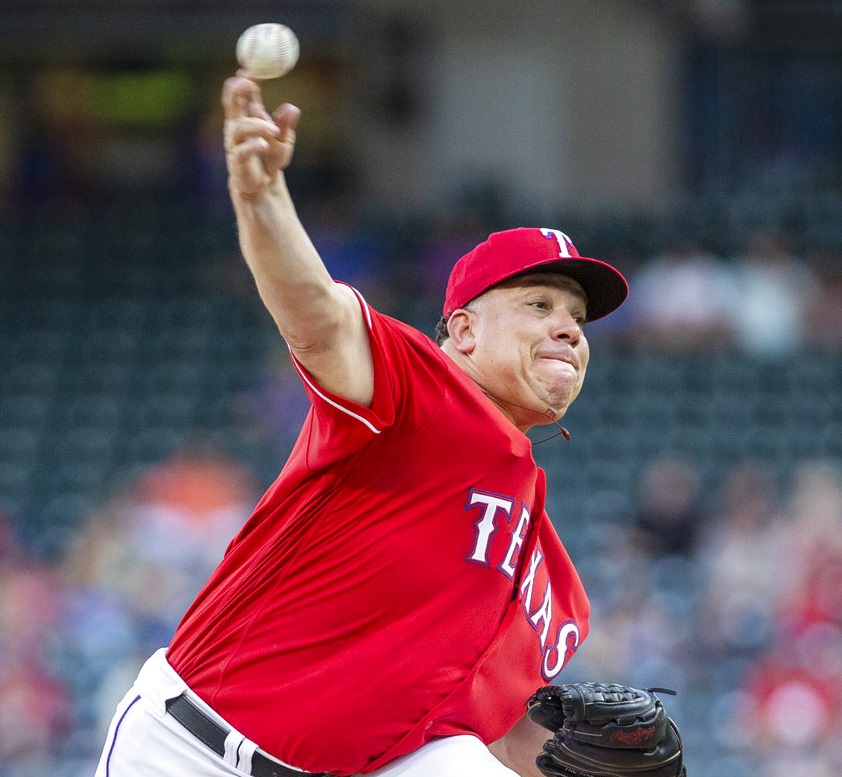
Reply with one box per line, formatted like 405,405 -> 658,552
526,682 -> 686,777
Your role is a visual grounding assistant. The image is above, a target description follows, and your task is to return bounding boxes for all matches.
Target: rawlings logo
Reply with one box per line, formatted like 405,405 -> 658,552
610,725 -> 656,745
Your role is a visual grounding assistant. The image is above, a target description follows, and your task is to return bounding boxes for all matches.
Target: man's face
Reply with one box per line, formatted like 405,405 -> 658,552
448,273 -> 591,431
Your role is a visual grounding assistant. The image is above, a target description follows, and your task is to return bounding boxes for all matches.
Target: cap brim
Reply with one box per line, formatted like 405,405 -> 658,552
511,257 -> 628,322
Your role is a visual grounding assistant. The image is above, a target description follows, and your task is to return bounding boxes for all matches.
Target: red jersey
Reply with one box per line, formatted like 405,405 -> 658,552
166,291 -> 590,775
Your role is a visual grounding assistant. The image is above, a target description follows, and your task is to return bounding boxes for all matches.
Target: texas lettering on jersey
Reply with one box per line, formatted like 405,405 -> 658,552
465,488 -> 581,681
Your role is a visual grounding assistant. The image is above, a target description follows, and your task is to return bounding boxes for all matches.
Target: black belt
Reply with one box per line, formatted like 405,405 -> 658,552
165,694 -> 328,777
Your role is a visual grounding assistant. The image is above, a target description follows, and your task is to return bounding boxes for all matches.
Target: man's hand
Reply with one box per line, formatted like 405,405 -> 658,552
222,76 -> 301,197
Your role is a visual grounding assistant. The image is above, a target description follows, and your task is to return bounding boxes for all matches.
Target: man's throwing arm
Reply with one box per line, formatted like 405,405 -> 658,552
221,75 -> 374,406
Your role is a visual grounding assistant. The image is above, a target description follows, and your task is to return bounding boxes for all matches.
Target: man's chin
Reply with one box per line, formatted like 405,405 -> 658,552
542,381 -> 581,415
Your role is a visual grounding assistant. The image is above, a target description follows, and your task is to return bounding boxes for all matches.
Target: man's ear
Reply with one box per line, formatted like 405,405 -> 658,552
446,309 -> 476,354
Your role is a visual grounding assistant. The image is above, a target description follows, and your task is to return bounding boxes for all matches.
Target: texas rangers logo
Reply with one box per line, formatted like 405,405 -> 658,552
465,488 -> 581,680
540,228 -> 577,258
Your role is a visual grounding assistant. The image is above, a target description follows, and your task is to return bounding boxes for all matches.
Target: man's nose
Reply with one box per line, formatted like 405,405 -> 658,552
552,312 -> 582,344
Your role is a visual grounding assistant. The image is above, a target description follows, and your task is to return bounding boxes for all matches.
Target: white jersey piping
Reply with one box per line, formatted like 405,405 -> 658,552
288,286 -> 382,435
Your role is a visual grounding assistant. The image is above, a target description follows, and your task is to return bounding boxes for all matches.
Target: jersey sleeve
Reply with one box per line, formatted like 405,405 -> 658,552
287,285 -> 423,468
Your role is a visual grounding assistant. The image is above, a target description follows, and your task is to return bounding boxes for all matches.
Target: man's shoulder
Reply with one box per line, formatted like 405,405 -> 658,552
369,306 -> 444,356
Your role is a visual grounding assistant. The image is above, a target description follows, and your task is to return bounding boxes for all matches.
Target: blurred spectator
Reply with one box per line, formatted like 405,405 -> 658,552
695,462 -> 784,657
776,459 -> 842,621
122,439 -> 258,620
0,543 -> 72,774
132,438 -> 257,526
628,454 -> 707,559
0,660 -> 72,774
736,637 -> 842,777
59,440 -> 260,652
772,457 -> 842,732
626,239 -> 739,353
726,460 -> 842,776
805,246 -> 842,352
576,570 -> 690,690
730,229 -> 820,358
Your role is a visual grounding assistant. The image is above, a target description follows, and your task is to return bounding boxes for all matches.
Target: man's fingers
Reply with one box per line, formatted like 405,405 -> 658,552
222,76 -> 253,120
222,76 -> 274,123
222,79 -> 301,190
227,140 -> 272,194
273,103 -> 302,141
224,116 -> 280,151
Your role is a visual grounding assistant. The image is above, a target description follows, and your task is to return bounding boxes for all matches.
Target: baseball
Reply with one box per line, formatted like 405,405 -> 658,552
236,23 -> 300,80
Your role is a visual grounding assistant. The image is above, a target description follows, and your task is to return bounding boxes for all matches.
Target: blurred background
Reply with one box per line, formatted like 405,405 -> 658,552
0,1 -> 841,775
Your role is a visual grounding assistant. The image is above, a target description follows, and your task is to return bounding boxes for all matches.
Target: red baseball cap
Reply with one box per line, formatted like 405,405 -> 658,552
442,227 -> 628,322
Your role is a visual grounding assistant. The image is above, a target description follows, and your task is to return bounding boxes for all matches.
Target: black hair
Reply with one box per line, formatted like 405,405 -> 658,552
434,316 -> 449,345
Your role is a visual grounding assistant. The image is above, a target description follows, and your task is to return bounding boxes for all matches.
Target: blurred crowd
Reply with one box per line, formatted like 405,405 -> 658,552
570,455 -> 842,777
0,203 -> 841,777
1,434 -> 840,777
0,441 -> 260,776
621,228 -> 842,357
1,7 -> 840,772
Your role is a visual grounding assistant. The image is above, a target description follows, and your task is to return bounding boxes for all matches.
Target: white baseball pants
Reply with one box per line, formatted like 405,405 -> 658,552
95,648 -> 518,777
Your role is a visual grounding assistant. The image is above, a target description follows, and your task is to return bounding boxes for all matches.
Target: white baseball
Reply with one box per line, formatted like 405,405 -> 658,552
236,23 -> 300,80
